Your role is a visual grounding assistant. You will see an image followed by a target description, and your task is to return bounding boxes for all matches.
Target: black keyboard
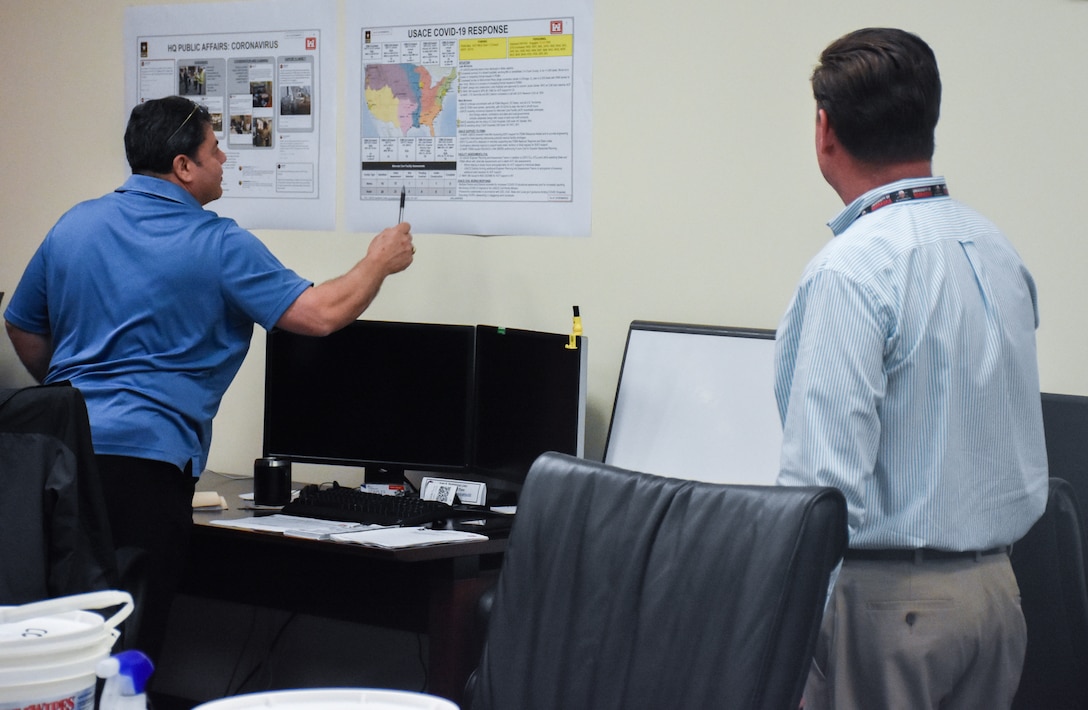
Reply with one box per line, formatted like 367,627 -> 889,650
282,483 -> 462,527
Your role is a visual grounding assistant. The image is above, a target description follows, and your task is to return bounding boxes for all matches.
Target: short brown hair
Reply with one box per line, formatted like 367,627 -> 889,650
812,28 -> 941,165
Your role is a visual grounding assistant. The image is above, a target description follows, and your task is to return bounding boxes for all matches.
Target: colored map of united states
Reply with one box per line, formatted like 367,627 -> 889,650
365,64 -> 457,137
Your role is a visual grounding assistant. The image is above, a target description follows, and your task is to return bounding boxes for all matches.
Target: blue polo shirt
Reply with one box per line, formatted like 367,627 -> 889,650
5,175 -> 312,474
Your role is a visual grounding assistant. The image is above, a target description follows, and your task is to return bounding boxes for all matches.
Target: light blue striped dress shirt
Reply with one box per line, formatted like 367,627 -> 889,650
775,177 -> 1048,550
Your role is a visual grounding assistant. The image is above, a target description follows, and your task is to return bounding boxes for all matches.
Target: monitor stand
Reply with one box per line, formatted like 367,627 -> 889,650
364,465 -> 407,486
486,487 -> 518,507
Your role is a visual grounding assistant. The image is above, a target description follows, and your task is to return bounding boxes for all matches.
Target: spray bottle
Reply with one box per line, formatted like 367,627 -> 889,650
96,649 -> 154,710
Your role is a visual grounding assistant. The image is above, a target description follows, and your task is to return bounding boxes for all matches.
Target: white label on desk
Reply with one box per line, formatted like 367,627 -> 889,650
419,477 -> 486,506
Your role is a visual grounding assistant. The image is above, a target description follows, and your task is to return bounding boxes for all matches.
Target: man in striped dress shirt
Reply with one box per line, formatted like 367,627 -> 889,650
775,28 -> 1048,709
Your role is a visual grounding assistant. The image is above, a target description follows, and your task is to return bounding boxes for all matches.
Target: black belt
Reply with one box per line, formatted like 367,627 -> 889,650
844,546 -> 1010,563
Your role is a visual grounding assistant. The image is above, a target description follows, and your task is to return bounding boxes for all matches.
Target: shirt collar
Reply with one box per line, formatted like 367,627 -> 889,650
116,173 -> 203,209
827,176 -> 949,236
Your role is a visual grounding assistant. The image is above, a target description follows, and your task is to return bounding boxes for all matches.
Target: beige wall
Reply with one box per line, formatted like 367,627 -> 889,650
3,0 -> 1086,480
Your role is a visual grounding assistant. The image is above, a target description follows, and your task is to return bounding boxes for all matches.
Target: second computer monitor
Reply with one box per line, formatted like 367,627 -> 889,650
604,321 -> 782,485
472,325 -> 588,492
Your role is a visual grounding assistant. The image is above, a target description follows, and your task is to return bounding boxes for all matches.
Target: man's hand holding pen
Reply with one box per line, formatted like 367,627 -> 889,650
368,222 -> 414,276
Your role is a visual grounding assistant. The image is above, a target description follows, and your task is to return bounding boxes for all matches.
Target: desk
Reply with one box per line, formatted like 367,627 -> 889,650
183,474 -> 506,705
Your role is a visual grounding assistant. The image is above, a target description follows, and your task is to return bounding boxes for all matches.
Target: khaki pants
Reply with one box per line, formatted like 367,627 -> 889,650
804,553 -> 1025,710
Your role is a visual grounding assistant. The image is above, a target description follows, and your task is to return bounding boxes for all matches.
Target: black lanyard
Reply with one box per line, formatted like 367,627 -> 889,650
859,183 -> 948,218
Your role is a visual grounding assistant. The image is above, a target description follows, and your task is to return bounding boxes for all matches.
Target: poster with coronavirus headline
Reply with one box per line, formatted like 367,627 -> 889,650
123,0 -> 337,230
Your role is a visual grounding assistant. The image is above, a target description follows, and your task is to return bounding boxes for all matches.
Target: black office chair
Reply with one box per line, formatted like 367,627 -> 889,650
0,383 -> 148,651
466,452 -> 848,710
1042,393 -> 1088,549
1010,477 -> 1088,710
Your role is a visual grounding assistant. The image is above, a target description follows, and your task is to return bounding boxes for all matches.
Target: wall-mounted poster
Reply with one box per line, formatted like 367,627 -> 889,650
346,0 -> 594,237
124,0 -> 337,230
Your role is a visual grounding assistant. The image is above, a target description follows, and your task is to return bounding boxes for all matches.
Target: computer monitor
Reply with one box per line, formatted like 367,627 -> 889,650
262,320 -> 476,484
604,321 -> 782,485
471,325 -> 588,496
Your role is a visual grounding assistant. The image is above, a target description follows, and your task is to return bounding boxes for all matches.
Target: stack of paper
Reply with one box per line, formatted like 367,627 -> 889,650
331,527 -> 488,549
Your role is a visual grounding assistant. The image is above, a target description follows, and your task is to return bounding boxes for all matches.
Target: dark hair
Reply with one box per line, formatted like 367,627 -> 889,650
124,96 -> 211,175
811,28 -> 941,165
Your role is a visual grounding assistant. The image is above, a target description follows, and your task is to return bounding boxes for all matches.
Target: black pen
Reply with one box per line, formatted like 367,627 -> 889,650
398,185 -> 406,223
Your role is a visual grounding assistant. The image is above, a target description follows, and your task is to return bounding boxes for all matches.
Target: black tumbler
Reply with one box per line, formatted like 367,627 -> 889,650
253,457 -> 292,506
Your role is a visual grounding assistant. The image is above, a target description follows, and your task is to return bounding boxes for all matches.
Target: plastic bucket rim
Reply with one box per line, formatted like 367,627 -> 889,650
192,687 -> 461,709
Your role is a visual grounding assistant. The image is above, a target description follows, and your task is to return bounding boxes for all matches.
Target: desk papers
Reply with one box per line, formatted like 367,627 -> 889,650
331,527 -> 488,549
209,514 -> 369,539
209,514 -> 487,548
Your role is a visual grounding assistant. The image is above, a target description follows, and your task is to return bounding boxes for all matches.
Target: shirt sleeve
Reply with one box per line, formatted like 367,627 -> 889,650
217,225 -> 313,330
4,241 -> 51,335
775,267 -> 889,533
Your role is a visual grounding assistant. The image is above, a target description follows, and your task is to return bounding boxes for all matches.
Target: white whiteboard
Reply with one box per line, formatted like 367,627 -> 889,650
603,322 -> 782,485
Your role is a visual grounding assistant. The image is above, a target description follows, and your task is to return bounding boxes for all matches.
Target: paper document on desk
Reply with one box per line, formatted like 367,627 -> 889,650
331,527 -> 488,549
210,514 -> 378,539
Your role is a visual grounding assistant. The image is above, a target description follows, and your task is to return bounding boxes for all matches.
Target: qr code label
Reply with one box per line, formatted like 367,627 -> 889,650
436,484 -> 456,503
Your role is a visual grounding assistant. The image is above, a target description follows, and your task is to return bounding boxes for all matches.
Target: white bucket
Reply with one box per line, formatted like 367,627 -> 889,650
194,688 -> 460,710
0,590 -> 133,710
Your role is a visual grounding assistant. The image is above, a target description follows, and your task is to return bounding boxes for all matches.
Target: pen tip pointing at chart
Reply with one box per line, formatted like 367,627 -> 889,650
399,185 -> 406,223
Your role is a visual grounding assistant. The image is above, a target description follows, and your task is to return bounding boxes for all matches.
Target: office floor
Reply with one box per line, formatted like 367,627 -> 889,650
150,594 -> 429,708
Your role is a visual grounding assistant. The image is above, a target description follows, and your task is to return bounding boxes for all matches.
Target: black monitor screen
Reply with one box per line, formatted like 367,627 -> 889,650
472,325 -> 587,489
263,320 -> 475,481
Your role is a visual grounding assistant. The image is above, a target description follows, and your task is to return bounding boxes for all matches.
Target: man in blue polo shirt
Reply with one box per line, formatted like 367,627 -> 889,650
4,96 -> 415,662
